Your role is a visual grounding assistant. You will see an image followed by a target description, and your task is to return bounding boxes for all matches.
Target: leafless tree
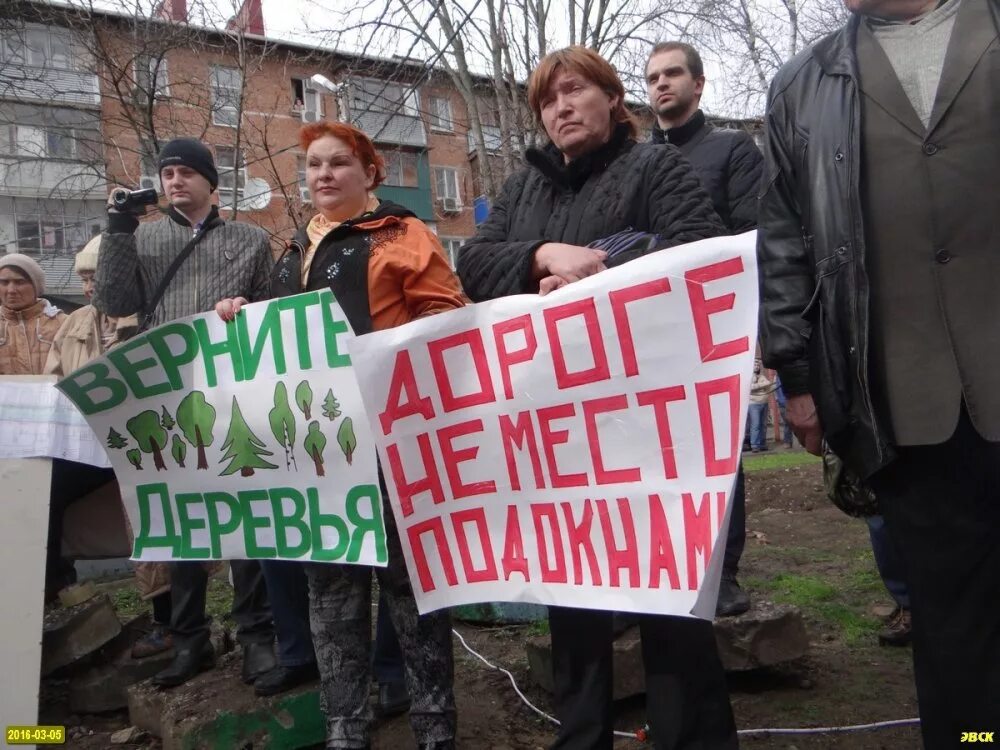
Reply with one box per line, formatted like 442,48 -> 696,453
674,0 -> 848,115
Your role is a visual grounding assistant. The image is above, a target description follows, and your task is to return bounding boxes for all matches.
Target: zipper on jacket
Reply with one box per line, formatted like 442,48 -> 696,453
845,81 -> 885,463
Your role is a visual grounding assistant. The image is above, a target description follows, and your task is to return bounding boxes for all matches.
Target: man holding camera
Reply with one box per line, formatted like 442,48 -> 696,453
94,137 -> 276,688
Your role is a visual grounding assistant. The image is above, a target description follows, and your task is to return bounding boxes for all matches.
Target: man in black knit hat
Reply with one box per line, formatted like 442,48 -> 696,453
94,137 -> 277,688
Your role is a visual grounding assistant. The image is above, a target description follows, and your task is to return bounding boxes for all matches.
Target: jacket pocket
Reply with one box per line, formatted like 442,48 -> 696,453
805,259 -> 854,434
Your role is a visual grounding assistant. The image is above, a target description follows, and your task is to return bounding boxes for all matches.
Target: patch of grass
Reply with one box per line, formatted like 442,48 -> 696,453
526,619 -> 550,637
749,572 -> 880,646
110,586 -> 145,619
763,573 -> 837,606
814,602 -> 880,646
743,450 -> 821,473
207,575 -> 235,624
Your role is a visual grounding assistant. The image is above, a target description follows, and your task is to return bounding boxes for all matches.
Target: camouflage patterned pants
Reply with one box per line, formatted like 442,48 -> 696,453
305,500 -> 456,749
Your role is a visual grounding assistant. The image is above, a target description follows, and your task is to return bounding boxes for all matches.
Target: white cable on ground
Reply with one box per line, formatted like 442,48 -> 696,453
452,628 -> 920,742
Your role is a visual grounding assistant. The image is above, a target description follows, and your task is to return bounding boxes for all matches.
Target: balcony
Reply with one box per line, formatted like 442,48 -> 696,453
0,157 -> 105,199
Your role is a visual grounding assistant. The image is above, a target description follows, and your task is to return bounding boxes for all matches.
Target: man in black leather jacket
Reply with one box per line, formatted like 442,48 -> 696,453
647,41 -> 763,618
758,1 -> 1000,745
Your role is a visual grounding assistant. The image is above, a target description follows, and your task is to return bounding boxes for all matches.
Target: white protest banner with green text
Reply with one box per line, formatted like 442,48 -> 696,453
57,290 -> 386,565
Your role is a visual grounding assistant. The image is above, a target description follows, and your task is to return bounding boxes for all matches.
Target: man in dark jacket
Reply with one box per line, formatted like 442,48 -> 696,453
95,138 -> 276,689
647,41 -> 763,617
757,1 -> 1000,745
647,42 -> 763,234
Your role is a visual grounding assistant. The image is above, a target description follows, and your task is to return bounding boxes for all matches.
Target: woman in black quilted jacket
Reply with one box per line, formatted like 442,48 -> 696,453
457,46 -> 737,750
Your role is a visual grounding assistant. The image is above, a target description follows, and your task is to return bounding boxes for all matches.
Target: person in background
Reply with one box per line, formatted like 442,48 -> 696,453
757,0 -> 1000,744
457,46 -> 737,750
747,361 -> 774,452
1,252 -> 70,598
646,40 -> 762,617
0,253 -> 65,376
217,120 -> 461,748
774,376 -> 793,448
44,236 -> 138,376
44,237 -> 170,654
94,137 -> 276,688
865,515 -> 912,646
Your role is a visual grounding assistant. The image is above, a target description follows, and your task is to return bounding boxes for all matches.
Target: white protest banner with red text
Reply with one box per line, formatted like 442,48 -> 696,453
349,233 -> 758,618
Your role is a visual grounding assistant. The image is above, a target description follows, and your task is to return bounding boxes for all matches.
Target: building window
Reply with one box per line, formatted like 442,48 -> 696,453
140,154 -> 160,192
439,237 -> 465,268
428,96 -> 453,132
291,78 -> 322,122
215,146 -> 246,198
434,167 -> 461,206
353,78 -> 420,118
0,27 -> 84,71
297,155 -> 310,203
136,54 -> 169,98
211,66 -> 242,127
0,124 -> 100,161
381,150 -> 419,188
10,200 -> 103,256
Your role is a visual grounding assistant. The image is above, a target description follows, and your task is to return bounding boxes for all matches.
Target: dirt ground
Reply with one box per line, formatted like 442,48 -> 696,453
47,454 -> 922,749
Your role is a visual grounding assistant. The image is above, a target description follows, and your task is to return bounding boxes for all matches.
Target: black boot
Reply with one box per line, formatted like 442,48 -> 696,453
716,573 -> 751,617
254,662 -> 319,696
241,641 -> 277,684
152,640 -> 215,688
377,680 -> 411,717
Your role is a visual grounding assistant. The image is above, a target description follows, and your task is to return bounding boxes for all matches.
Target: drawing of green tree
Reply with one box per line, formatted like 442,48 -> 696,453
295,380 -> 314,420
126,410 -> 168,471
176,391 -> 217,470
171,434 -> 187,468
219,397 -> 278,477
337,417 -> 357,466
269,382 -> 297,471
126,448 -> 143,470
161,406 -> 175,431
321,389 -> 341,421
107,427 -> 128,450
303,421 -> 328,477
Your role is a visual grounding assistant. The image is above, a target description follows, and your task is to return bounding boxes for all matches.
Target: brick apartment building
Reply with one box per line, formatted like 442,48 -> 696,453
1,0 -> 497,302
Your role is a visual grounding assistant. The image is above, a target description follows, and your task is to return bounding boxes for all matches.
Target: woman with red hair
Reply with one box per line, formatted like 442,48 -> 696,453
217,121 -> 462,749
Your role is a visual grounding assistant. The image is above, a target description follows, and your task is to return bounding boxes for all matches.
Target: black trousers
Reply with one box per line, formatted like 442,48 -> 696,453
723,463 -> 746,575
169,559 -> 274,648
871,409 -> 1000,749
548,608 -> 738,750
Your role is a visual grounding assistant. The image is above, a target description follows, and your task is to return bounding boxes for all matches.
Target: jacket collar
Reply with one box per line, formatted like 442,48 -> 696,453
525,122 -> 633,190
651,109 -> 707,148
287,199 -> 416,253
167,204 -> 222,231
1,298 -> 58,322
813,14 -> 862,78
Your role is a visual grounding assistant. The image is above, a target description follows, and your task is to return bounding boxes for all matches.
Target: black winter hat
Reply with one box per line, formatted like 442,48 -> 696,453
158,138 -> 219,190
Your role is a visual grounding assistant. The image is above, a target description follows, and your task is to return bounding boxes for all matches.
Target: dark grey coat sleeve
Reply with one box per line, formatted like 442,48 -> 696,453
725,132 -> 765,234
456,171 -> 546,302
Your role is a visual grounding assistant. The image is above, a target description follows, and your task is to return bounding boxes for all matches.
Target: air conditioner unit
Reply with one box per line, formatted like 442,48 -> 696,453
440,196 -> 460,212
301,109 -> 319,123
139,176 -> 158,191
299,186 -> 311,203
